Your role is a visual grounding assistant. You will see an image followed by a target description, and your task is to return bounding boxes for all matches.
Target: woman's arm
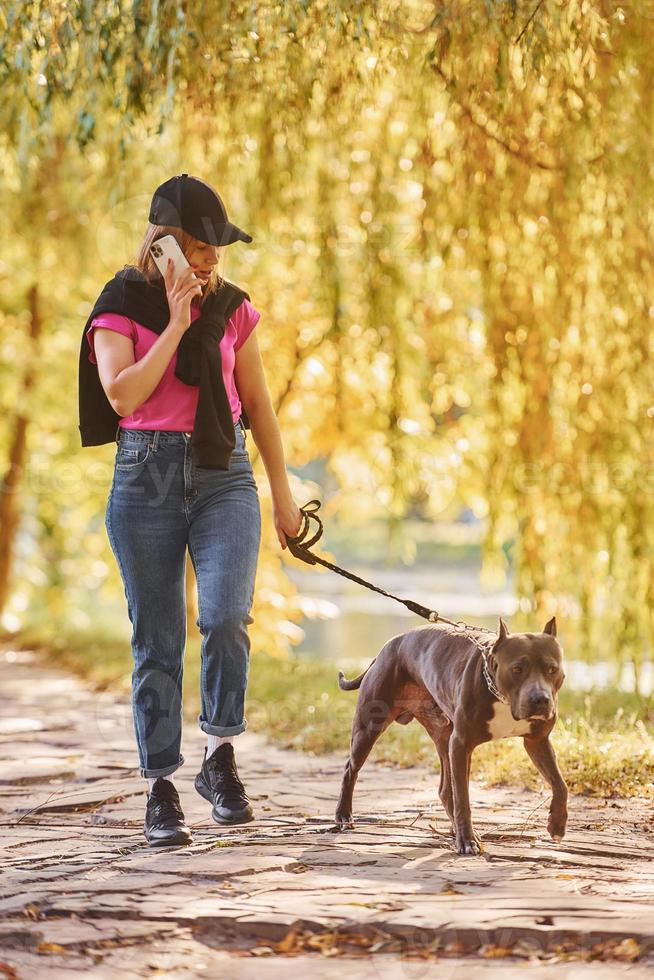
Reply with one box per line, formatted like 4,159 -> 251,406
234,331 -> 302,548
93,263 -> 202,416
93,322 -> 187,417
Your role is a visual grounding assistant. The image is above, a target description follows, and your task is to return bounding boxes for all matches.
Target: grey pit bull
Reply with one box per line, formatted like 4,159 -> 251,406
334,616 -> 567,855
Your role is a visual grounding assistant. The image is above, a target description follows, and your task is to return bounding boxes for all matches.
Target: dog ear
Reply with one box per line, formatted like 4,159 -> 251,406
498,617 -> 510,641
542,616 -> 557,637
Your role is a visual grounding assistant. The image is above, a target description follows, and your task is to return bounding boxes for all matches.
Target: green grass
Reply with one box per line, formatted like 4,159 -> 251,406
5,623 -> 653,799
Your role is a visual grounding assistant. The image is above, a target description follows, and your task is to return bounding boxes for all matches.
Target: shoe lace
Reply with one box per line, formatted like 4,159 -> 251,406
206,750 -> 246,798
148,784 -> 184,824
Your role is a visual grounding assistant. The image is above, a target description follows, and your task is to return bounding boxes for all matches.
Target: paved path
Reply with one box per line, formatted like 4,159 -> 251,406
1,649 -> 653,978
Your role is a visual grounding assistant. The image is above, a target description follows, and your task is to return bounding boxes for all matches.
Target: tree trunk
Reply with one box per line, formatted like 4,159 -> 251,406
0,284 -> 42,619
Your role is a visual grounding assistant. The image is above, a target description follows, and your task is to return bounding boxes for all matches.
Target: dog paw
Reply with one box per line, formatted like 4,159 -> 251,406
548,812 -> 567,842
456,836 -> 483,856
332,815 -> 354,832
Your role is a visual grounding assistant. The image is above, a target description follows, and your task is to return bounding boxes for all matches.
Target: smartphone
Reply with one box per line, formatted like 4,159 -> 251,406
149,234 -> 191,283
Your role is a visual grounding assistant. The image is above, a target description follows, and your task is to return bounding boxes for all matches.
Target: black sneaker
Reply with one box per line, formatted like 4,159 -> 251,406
195,744 -> 254,825
144,778 -> 193,847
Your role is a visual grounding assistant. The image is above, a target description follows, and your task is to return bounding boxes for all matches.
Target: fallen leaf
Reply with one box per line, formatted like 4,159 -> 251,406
480,944 -> 515,958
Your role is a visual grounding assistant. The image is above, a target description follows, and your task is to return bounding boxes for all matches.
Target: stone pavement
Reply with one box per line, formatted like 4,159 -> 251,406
1,649 -> 653,979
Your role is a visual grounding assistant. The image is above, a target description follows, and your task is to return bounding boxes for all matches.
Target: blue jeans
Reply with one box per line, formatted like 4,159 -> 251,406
105,420 -> 261,778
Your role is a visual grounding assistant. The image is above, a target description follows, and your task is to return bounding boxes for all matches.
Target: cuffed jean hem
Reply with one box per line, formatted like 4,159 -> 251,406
139,754 -> 185,779
198,718 -> 248,737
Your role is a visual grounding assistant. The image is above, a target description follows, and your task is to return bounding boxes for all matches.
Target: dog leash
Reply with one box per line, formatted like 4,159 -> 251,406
285,499 -> 509,704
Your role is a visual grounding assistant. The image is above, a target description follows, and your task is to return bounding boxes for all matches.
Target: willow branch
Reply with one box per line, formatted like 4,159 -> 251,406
514,0 -> 546,46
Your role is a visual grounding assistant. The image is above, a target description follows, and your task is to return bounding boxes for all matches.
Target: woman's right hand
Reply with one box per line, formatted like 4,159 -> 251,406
163,257 -> 203,333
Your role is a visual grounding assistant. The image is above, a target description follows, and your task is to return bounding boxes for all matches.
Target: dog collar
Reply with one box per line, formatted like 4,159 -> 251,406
480,644 -> 510,704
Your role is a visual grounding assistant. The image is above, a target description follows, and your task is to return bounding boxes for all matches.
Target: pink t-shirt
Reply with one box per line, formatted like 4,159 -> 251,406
86,297 -> 260,431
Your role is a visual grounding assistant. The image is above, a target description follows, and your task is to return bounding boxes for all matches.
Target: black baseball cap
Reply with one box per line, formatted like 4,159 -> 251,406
148,173 -> 253,246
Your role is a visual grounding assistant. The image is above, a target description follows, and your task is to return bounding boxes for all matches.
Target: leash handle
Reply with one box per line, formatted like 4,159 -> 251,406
285,498 -> 324,564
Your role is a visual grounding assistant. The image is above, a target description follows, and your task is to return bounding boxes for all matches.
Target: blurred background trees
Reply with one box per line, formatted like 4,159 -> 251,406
0,0 -> 652,681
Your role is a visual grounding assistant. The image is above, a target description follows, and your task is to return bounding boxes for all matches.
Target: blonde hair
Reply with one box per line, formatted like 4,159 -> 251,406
127,223 -> 225,307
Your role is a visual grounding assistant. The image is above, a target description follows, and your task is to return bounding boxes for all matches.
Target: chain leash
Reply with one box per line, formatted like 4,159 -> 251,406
285,499 -> 509,705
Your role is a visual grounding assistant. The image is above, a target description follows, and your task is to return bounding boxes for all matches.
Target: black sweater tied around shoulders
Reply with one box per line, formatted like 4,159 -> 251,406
78,266 -> 250,470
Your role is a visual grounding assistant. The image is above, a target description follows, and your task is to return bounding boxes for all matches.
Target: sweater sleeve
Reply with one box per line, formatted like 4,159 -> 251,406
86,313 -> 136,364
233,298 -> 261,352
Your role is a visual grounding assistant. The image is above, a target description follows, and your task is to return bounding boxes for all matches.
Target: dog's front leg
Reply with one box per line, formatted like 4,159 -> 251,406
449,732 -> 482,855
523,735 -> 568,842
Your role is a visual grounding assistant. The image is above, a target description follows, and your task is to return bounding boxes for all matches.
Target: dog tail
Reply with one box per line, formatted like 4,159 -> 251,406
338,659 -> 376,691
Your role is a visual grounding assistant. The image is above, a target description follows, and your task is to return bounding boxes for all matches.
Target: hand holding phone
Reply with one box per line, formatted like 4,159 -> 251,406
163,259 -> 203,333
150,235 -> 202,333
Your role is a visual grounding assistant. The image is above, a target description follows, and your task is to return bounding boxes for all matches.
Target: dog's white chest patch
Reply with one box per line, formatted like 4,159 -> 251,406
487,702 -> 533,740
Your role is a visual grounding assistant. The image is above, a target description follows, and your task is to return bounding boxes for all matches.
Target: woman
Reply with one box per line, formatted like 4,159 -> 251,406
79,174 -> 303,846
